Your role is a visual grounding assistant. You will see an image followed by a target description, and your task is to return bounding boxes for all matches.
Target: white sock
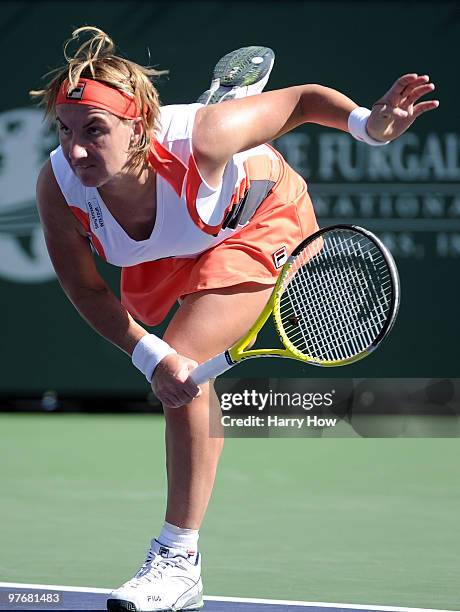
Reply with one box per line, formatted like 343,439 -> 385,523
158,521 -> 199,553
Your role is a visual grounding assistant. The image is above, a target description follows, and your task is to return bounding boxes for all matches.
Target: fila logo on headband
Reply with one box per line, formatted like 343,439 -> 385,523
66,83 -> 86,100
272,245 -> 287,269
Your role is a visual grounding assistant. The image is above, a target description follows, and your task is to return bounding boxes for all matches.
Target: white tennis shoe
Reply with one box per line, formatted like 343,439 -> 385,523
197,45 -> 275,105
107,540 -> 203,611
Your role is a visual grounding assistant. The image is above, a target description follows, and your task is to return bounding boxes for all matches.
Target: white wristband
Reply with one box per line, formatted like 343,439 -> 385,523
348,107 -> 390,146
132,334 -> 177,382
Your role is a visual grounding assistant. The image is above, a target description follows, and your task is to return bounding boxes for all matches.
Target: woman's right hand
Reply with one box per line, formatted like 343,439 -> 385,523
152,353 -> 202,408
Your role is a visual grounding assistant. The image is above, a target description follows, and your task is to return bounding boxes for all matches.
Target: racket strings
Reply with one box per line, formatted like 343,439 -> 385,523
278,230 -> 393,361
285,269 -> 369,360
292,235 -> 391,359
284,263 -> 378,360
336,233 -> 392,316
304,238 -> 390,358
284,266 -> 362,356
287,269 -> 368,359
328,233 -> 391,339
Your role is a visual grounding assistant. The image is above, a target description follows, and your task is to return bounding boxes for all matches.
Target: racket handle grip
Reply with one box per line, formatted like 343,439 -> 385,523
190,352 -> 233,385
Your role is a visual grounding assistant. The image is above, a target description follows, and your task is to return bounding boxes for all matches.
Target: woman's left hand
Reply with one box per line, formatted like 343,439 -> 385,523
367,73 -> 439,143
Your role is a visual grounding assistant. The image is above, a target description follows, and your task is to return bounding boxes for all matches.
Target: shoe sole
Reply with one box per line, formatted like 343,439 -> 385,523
107,598 -> 204,611
197,46 -> 275,105
107,601 -> 137,612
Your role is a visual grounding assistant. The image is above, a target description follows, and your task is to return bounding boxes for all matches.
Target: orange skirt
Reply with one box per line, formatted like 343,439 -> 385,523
121,158 -> 318,326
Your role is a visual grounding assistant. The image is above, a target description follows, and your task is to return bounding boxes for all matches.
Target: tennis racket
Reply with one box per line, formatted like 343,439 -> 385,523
190,224 -> 400,385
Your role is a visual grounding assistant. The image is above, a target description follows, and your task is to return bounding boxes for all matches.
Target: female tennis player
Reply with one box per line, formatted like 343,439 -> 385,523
32,26 -> 438,612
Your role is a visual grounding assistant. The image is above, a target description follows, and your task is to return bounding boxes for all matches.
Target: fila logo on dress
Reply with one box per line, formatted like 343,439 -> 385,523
272,245 -> 287,269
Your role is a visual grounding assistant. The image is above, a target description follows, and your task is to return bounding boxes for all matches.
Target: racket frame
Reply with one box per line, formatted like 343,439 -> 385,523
191,224 -> 400,383
272,224 -> 401,367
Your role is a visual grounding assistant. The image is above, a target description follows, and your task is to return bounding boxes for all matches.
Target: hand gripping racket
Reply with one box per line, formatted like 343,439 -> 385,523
190,225 -> 400,385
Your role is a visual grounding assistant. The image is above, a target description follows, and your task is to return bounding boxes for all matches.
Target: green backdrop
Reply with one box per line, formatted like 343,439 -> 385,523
1,1 -> 458,393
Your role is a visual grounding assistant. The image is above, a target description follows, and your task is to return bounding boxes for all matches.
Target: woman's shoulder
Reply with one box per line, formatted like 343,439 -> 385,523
36,158 -> 69,219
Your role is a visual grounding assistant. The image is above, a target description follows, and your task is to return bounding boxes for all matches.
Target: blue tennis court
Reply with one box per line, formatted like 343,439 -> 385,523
1,583 -> 456,612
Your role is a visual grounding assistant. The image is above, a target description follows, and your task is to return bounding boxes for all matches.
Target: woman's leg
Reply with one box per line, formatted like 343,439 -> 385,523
162,282 -> 273,529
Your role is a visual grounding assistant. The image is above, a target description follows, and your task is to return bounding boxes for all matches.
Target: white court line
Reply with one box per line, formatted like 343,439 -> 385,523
206,596 -> 457,612
0,582 -> 111,594
0,582 -> 457,612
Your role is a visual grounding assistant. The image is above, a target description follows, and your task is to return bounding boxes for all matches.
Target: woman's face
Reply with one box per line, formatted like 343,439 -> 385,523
55,104 -> 136,187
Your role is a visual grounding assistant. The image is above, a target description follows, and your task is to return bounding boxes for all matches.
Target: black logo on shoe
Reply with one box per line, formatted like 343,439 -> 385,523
147,595 -> 161,602
158,546 -> 170,558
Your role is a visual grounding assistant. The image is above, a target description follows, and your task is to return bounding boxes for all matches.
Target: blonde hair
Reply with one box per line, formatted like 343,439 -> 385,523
30,26 -> 168,166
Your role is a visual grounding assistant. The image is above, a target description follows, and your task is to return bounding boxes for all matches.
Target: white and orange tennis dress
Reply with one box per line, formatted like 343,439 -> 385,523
50,103 -> 318,326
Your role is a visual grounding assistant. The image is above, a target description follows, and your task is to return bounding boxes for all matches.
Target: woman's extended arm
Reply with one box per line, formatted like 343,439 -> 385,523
192,74 -> 438,186
36,161 -> 200,406
36,161 -> 146,355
